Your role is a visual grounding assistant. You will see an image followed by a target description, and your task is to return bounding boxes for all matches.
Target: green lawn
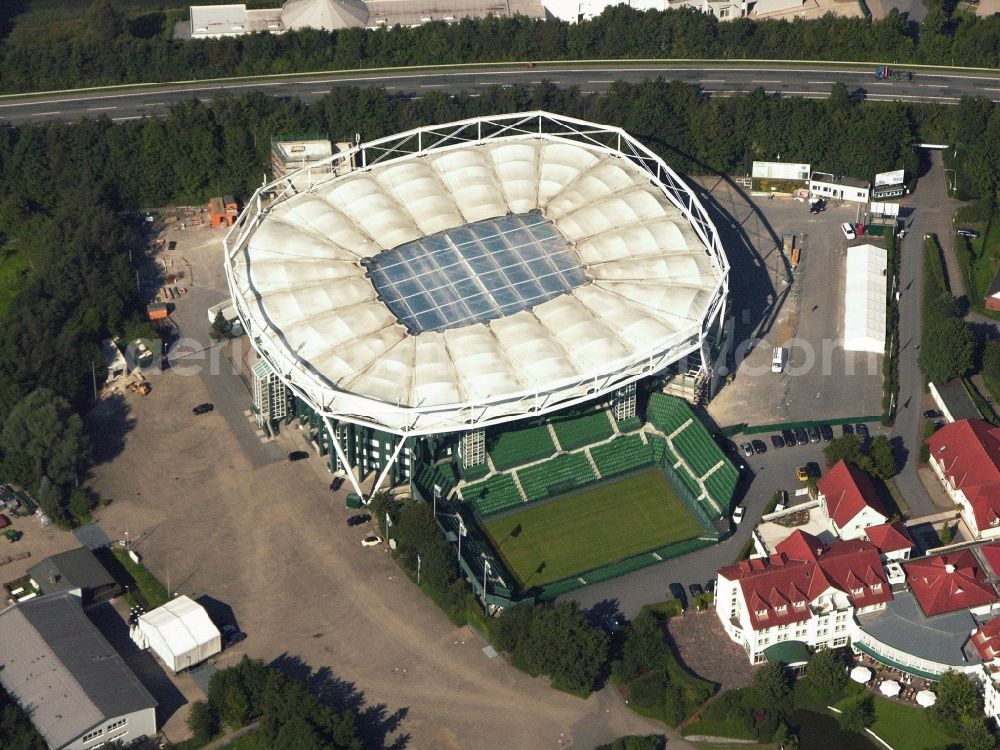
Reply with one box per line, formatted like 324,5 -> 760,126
483,469 -> 702,588
841,695 -> 953,750
111,547 -> 170,610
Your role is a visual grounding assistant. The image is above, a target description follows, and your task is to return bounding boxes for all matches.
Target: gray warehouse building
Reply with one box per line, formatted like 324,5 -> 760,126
0,591 -> 157,750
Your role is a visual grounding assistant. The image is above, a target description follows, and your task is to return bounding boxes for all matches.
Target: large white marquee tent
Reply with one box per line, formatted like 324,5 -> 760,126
133,595 -> 221,673
842,243 -> 888,353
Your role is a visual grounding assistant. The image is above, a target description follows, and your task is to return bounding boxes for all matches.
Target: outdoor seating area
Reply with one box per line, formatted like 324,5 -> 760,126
849,652 -> 937,707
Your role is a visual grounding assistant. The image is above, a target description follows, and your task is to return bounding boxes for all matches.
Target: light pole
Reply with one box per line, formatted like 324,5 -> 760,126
482,556 -> 492,602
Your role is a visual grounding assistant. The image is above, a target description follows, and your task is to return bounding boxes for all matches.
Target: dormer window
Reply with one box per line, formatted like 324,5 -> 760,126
871,582 -> 882,592
757,609 -> 768,618
794,600 -> 806,609
852,587 -> 864,596
776,604 -> 787,614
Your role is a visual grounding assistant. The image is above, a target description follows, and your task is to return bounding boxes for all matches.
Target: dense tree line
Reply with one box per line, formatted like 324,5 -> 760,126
3,0 -> 1000,94
919,234 -> 975,385
189,656 -> 363,749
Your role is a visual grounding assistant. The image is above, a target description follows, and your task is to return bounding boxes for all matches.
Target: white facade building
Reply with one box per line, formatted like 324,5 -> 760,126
809,171 -> 871,203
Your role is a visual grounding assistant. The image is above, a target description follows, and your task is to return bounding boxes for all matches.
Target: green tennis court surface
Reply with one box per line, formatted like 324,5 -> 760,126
483,469 -> 702,588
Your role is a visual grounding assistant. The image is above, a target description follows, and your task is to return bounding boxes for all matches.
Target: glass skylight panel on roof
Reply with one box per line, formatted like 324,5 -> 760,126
368,213 -> 586,333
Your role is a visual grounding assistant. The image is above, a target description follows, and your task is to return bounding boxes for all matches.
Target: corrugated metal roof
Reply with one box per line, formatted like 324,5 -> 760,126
0,592 -> 156,749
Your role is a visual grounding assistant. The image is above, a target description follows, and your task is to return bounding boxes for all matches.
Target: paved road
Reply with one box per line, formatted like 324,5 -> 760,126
891,152 -> 964,519
1,64 -> 999,123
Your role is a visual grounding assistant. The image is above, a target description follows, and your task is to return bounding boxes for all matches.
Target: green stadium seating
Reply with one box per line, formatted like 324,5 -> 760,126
590,435 -> 653,479
488,424 -> 556,470
646,392 -> 692,435
673,423 -> 723,478
676,465 -> 702,500
704,463 -> 739,512
517,453 -> 596,501
617,415 -> 644,433
551,409 -> 615,451
462,474 -> 523,516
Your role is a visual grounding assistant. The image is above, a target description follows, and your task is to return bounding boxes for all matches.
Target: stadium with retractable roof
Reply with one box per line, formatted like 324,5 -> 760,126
225,112 -> 736,603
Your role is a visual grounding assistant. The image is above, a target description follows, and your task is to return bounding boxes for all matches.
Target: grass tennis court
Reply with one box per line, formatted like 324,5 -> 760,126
482,468 -> 703,588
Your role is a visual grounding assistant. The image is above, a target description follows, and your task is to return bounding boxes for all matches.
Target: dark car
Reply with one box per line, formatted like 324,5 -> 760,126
809,199 -> 826,214
957,228 -> 980,239
705,578 -> 716,594
782,429 -> 797,446
819,424 -> 834,442
770,434 -> 785,449
856,423 -> 870,439
688,583 -> 704,597
923,409 -> 941,419
807,426 -> 821,443
751,439 -> 767,455
669,582 -> 687,608
192,403 -> 214,415
794,428 -> 809,446
288,450 -> 309,462
842,423 -> 855,436
347,513 -> 371,527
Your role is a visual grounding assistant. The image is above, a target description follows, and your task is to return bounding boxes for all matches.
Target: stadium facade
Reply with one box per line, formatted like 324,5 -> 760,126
225,112 -> 730,512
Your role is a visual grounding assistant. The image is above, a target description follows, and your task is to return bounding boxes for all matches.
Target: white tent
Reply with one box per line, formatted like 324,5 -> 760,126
916,689 -> 937,707
136,595 -> 221,673
842,243 -> 888,353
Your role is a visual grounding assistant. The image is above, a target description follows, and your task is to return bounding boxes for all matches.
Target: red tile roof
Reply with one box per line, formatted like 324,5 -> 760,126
818,460 -> 888,530
718,534 -> 891,631
927,420 -> 1000,532
864,522 -> 914,556
973,615 -> 1000,661
903,550 -> 999,617
980,543 -> 1000,579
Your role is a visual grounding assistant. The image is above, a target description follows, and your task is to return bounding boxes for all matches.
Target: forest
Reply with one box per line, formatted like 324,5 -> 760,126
0,0 -> 999,93
0,80 -> 996,521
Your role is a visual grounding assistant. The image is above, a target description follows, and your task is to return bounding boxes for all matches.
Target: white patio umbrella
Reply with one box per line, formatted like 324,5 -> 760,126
880,680 -> 901,697
916,690 -> 937,707
850,666 -> 873,683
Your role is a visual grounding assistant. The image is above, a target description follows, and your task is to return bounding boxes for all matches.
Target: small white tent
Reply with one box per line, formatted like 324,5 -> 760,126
842,243 -> 888,353
136,595 -> 221,673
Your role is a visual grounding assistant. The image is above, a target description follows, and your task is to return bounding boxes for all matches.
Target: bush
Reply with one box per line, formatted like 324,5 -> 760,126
838,693 -> 876,733
595,736 -> 666,750
187,700 -> 219,745
805,649 -> 849,702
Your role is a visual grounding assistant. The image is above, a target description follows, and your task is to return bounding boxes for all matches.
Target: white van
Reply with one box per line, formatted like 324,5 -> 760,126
772,347 -> 786,373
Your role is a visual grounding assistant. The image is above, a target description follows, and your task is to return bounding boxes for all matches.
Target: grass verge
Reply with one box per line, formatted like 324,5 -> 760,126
833,694 -> 952,750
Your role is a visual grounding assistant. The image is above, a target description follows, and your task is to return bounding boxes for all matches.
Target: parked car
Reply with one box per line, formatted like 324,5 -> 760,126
751,439 -> 767,455
842,222 -> 857,240
794,428 -> 809,446
192,403 -> 214,415
957,228 -> 980,239
797,465 -> 811,482
689,583 -> 704,597
705,578 -> 716,594
741,442 -> 754,457
819,424 -> 834,442
807,425 -> 821,443
809,199 -> 826,214
733,506 -> 746,525
923,409 -> 941,419
346,513 -> 371,527
782,429 -> 797,446
770,434 -> 786,449
856,423 -> 870,439
288,450 -> 309,462
361,534 -> 384,547
842,423 -> 855,436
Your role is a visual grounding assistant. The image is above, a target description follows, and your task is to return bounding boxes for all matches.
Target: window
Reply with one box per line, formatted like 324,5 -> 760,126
851,587 -> 864,596
775,604 -> 787,614
794,600 -> 806,609
871,583 -> 882,593
83,728 -> 104,743
757,609 -> 768,619
106,719 -> 127,732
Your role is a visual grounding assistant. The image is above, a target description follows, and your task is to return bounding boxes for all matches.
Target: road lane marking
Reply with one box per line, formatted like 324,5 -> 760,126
87,106 -> 117,111
31,111 -> 61,116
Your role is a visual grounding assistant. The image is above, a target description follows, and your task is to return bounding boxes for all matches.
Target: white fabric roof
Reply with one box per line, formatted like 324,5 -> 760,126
231,134 -> 725,432
137,596 -> 220,665
281,0 -> 369,29
842,243 -> 887,353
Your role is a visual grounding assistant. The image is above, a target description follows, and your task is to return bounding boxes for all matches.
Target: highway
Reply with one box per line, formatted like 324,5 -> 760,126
2,63 -> 999,123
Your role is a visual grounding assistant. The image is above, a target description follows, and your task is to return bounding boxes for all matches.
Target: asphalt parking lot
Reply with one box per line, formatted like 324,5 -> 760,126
85,220 -> 670,749
697,180 -> 886,428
